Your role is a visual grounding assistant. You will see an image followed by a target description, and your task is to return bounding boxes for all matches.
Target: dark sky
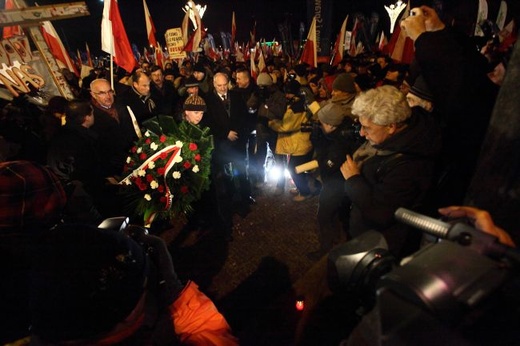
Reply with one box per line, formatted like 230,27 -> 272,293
25,0 -> 386,55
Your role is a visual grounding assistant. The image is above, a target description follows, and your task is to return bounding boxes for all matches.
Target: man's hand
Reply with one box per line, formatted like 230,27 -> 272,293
438,206 -> 516,247
400,6 -> 445,41
340,155 -> 360,180
227,130 -> 238,141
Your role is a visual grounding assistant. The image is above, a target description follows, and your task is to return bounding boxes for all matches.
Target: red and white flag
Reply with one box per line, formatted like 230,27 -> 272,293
155,42 -> 164,68
101,0 -> 137,73
250,48 -> 258,80
41,21 -> 79,76
387,1 -> 414,64
85,42 -> 94,67
183,4 -> 203,52
257,48 -> 266,73
331,15 -> 348,66
299,16 -> 317,68
378,30 -> 388,53
143,0 -> 157,48
231,12 -> 237,52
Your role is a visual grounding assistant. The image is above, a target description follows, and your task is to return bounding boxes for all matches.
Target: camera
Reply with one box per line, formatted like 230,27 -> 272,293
327,208 -> 520,343
301,119 -> 320,132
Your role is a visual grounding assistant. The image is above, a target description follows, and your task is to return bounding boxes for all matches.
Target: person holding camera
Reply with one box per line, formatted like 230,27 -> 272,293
340,85 -> 441,258
249,72 -> 287,193
269,79 -> 321,202
307,103 -> 363,260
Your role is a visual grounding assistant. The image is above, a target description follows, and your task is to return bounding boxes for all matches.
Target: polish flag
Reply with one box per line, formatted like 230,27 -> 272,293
183,4 -> 203,52
331,15 -> 348,66
101,0 -> 137,73
387,0 -> 414,64
41,21 -> 79,76
2,0 -> 23,38
299,16 -> 317,68
250,48 -> 258,80
85,42 -> 94,67
143,0 -> 157,48
231,12 -> 237,53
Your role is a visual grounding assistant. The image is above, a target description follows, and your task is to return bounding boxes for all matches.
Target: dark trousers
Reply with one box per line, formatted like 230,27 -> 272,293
317,178 -> 349,251
287,152 -> 314,196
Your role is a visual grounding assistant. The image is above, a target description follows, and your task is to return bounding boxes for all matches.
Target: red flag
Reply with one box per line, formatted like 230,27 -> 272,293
249,21 -> 257,46
183,4 -> 203,52
387,1 -> 414,64
498,20 -> 517,52
348,18 -> 361,57
155,42 -> 164,68
41,21 -> 79,76
299,16 -> 317,68
2,0 -> 23,39
143,0 -> 157,48
101,0 -> 137,73
85,42 -> 93,67
231,12 -> 237,52
331,15 -> 348,66
257,48 -> 266,73
76,49 -> 82,67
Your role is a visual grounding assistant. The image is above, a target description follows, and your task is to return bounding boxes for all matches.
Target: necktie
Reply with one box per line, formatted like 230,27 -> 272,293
221,94 -> 227,101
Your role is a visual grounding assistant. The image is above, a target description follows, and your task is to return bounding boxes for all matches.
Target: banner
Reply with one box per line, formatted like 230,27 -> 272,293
306,0 -> 333,57
165,28 -> 187,60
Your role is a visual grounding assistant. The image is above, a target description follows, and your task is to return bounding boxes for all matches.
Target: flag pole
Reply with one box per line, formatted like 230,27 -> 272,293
110,51 -> 114,91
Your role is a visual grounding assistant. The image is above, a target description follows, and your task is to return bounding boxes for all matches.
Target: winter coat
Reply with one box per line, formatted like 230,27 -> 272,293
344,110 -> 442,257
269,99 -> 313,156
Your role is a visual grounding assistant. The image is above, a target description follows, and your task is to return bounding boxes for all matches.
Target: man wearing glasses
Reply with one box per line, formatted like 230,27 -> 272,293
90,78 -> 136,178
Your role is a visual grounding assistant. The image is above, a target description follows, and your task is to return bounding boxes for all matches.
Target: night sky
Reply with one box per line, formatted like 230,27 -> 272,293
19,0 -> 519,57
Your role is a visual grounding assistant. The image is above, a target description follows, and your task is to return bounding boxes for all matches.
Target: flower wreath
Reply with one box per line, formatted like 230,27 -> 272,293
121,115 -> 213,226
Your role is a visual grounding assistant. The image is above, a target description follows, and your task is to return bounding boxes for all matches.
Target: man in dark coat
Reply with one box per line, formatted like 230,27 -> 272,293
340,85 -> 441,258
150,65 -> 179,117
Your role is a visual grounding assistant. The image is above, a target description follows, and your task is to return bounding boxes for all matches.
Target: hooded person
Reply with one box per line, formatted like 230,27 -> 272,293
318,73 -> 358,121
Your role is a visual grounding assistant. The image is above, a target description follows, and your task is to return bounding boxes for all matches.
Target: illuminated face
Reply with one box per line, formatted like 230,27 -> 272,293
235,71 -> 250,89
193,71 -> 205,81
185,110 -> 204,125
213,74 -> 228,96
358,117 -> 394,145
133,74 -> 151,97
90,80 -> 114,108
320,121 -> 336,134
151,69 -> 164,88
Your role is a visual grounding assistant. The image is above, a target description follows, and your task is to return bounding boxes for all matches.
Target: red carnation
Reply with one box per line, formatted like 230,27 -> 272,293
146,174 -> 154,182
140,153 -> 147,160
145,138 -> 151,144
160,152 -> 168,159
157,167 -> 166,175
183,161 -> 191,169
131,146 -> 137,153
189,143 -> 198,151
158,185 -> 165,193
160,196 -> 167,204
194,154 -> 201,162
160,134 -> 167,143
138,182 -> 147,191
180,186 -> 189,194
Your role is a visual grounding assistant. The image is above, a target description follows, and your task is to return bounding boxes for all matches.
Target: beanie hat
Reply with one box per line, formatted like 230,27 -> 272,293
184,75 -> 199,88
256,72 -> 273,86
284,79 -> 301,95
30,224 -> 148,342
0,161 -> 66,232
294,63 -> 308,77
317,103 -> 347,126
193,62 -> 205,73
409,76 -> 434,102
184,95 -> 207,111
332,73 -> 356,94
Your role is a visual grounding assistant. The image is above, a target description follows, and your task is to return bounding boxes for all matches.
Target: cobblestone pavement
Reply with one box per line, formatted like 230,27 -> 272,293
162,178 -> 332,344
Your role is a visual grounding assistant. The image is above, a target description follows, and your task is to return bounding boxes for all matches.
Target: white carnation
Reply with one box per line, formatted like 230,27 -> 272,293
144,194 -> 152,201
148,161 -> 155,169
145,130 -> 150,137
126,156 -> 131,163
150,142 -> 158,151
173,155 -> 183,163
172,171 -> 181,179
138,169 -> 146,177
137,147 -> 142,154
175,140 -> 184,148
192,165 -> 200,173
150,180 -> 159,189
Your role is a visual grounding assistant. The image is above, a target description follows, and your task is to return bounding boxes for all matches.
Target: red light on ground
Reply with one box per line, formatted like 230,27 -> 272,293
295,299 -> 304,311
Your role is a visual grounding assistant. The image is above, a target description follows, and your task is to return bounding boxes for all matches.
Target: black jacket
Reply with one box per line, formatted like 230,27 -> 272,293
345,111 -> 441,256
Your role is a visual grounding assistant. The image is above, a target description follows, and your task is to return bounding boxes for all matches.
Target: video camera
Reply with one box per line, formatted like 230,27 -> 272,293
327,208 -> 520,343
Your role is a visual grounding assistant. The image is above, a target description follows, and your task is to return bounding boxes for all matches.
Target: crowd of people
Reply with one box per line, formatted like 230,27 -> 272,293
0,3 -> 517,344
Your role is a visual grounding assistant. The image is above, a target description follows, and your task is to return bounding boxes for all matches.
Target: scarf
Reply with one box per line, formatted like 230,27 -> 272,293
92,98 -> 119,123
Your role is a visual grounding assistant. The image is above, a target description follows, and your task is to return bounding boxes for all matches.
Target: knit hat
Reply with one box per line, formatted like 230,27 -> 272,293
409,76 -> 434,102
0,161 -> 66,232
193,62 -> 205,73
256,72 -> 273,87
294,63 -> 308,77
184,75 -> 199,88
30,224 -> 149,342
332,73 -> 356,94
317,103 -> 347,126
184,95 -> 207,111
284,79 -> 301,95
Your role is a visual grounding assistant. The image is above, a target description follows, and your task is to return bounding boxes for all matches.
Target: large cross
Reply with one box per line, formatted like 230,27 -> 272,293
0,0 -> 89,101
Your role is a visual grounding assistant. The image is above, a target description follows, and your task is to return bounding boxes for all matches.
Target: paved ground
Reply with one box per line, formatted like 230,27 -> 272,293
160,178 -> 354,345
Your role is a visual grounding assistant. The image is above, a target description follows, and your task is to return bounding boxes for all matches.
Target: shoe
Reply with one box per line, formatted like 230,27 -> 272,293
273,187 -> 284,196
289,187 -> 299,196
293,194 -> 310,202
307,249 -> 327,261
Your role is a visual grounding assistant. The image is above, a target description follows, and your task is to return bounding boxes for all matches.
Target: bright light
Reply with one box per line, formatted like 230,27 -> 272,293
267,166 -> 290,182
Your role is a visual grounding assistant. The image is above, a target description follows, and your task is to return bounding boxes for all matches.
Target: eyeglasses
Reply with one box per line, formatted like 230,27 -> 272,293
92,90 -> 114,96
